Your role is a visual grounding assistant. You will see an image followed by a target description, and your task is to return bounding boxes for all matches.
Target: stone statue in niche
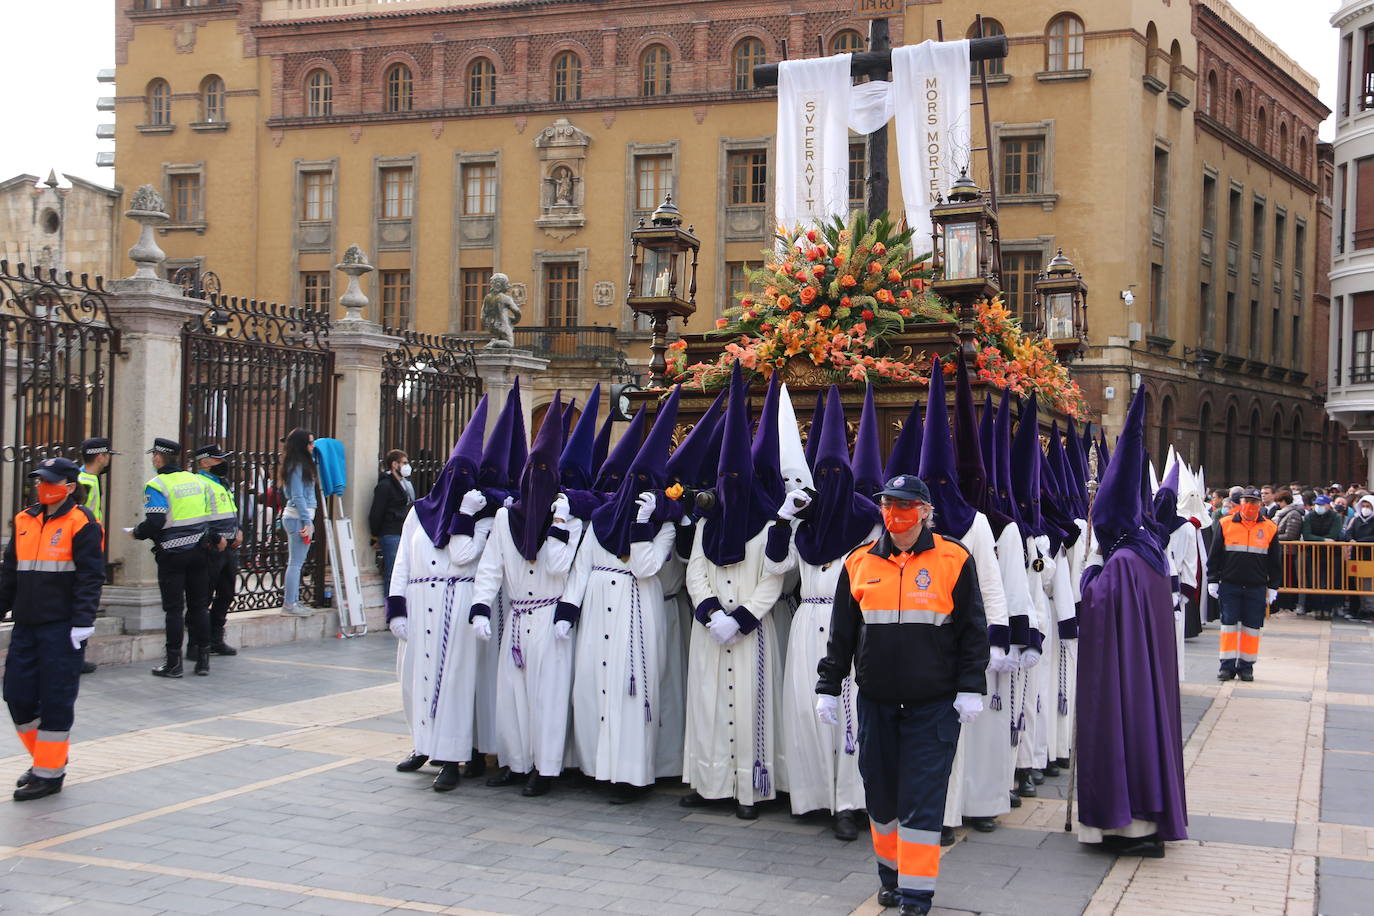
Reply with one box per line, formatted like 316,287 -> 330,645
552,166 -> 575,206
482,272 -> 521,348
534,118 -> 591,240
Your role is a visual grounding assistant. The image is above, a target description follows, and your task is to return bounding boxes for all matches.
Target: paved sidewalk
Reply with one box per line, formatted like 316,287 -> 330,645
0,615 -> 1367,915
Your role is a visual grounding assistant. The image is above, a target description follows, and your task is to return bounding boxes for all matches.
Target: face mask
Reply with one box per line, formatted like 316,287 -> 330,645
881,505 -> 923,535
1314,505 -> 1329,516
1361,506 -> 1373,519
1239,503 -> 1261,522
399,464 -> 412,479
37,482 -> 70,506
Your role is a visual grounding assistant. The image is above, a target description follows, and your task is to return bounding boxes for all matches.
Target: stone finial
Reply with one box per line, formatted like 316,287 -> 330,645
335,244 -> 375,322
124,183 -> 169,280
44,169 -> 59,188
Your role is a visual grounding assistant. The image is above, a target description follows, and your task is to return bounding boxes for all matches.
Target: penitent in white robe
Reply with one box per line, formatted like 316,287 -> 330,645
1044,543 -> 1079,765
655,533 -> 692,779
684,528 -> 785,805
1014,534 -> 1055,771
1165,521 -> 1196,677
942,513 -> 1012,825
769,521 -> 882,816
390,510 -> 492,763
565,521 -> 677,787
470,508 -> 583,777
473,582 -> 503,757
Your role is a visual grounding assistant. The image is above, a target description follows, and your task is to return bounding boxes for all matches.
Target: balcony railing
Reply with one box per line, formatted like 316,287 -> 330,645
513,325 -> 624,362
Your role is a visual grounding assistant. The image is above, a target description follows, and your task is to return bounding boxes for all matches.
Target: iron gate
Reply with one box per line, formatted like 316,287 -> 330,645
379,328 -> 484,499
181,292 -> 334,611
0,261 -> 118,532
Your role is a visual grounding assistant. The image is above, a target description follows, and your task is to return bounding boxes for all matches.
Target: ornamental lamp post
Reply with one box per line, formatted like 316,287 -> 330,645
627,194 -> 699,387
1034,248 -> 1089,363
929,170 -> 1000,364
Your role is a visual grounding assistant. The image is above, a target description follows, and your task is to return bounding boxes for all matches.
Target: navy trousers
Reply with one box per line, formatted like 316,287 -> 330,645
1218,582 -> 1266,675
857,693 -> 961,914
4,622 -> 84,778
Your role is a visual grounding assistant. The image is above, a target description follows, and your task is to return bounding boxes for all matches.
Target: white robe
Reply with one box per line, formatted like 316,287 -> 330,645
684,527 -> 785,804
768,521 -> 882,816
565,521 -> 677,786
655,535 -> 691,778
1044,543 -> 1078,764
389,510 -> 491,762
470,508 -> 583,776
473,583 -> 503,756
1014,534 -> 1055,770
1166,522 -> 1197,677
942,513 -> 1012,825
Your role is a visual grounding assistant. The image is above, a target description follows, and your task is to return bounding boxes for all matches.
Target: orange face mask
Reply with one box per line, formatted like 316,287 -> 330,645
36,482 -> 70,505
1239,503 -> 1260,522
882,505 -> 923,534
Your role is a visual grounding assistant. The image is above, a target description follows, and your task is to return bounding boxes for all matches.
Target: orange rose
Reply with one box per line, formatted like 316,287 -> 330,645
789,309 -> 805,321
899,307 -> 911,318
840,274 -> 857,288
818,304 -> 832,318
805,247 -> 820,262
798,287 -> 816,306
806,229 -> 819,243
765,286 -> 779,298
777,295 -> 792,309
900,289 -> 913,300
867,261 -> 881,275
794,270 -> 808,282
888,269 -> 903,283
873,242 -> 886,255
813,265 -> 826,278
912,278 -> 926,292
665,483 -> 684,500
875,289 -> 894,304
840,296 -> 851,307
861,309 -> 875,321
715,318 -> 728,329
834,252 -> 847,266
741,297 -> 753,308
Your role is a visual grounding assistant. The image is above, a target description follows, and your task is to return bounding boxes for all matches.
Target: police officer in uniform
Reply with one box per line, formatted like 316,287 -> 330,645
1207,488 -> 1281,682
131,438 -> 212,678
77,437 -> 119,676
817,474 -> 989,916
1,457 -> 104,800
194,445 -> 242,657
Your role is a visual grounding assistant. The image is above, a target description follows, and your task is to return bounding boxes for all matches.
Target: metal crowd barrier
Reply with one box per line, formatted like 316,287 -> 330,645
1276,541 -> 1374,596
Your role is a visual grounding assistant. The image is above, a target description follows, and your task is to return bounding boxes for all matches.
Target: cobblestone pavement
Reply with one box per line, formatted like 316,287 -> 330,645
0,613 -> 1369,915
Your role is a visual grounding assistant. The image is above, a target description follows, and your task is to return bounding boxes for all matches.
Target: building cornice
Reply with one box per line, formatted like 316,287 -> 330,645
1333,1 -> 1374,30
1194,112 -> 1321,194
1196,2 -> 1327,116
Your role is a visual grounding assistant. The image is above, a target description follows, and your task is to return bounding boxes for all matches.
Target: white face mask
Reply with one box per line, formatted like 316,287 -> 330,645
399,463 -> 412,479
1315,504 -> 1329,515
1362,506 -> 1373,519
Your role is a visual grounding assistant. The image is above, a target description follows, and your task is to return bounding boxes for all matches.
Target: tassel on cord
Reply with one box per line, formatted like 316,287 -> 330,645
512,645 -> 525,669
753,760 -> 771,797
629,674 -> 637,697
1058,692 -> 1068,716
990,692 -> 1002,712
644,700 -> 652,723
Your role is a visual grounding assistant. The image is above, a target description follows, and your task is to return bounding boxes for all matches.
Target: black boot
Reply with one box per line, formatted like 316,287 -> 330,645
678,790 -> 710,808
396,752 -> 429,772
209,630 -> 238,656
16,768 -> 32,788
485,766 -> 524,787
1043,762 -> 1061,778
464,751 -> 487,778
609,783 -> 652,805
1014,768 -> 1037,797
968,816 -> 997,833
80,660 -> 97,674
151,651 -> 183,679
193,646 -> 210,677
1009,791 -> 1022,808
1239,669 -> 1255,682
832,810 -> 861,841
1103,834 -> 1166,858
876,887 -> 901,908
1054,757 -> 1071,769
940,826 -> 956,846
734,803 -> 758,820
1030,768 -> 1045,785
522,772 -> 552,797
432,762 -> 462,792
1218,667 -> 1237,681
13,773 -> 63,801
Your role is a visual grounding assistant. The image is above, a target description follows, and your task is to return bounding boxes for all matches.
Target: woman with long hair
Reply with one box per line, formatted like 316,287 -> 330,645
278,427 -> 317,616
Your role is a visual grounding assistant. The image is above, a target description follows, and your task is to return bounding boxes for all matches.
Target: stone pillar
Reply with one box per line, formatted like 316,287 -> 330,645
472,349 -> 550,438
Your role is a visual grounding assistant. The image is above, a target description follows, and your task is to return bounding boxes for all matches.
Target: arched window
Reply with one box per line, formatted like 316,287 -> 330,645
1256,106 -> 1267,152
146,78 -> 171,126
552,51 -> 582,103
1198,402 -> 1213,472
968,19 -> 1005,76
1224,405 -> 1238,483
640,44 -> 671,97
1232,88 -> 1244,133
200,75 -> 224,123
1279,121 -> 1289,165
1046,13 -> 1085,72
1169,40 -> 1182,93
1144,22 -> 1159,80
1290,412 -> 1304,478
1204,70 -> 1217,116
467,58 -> 495,107
1248,406 -> 1262,483
385,63 -> 413,113
733,38 -> 766,91
306,69 -> 333,117
830,30 -> 864,54
1270,409 -> 1283,483
1158,395 -> 1173,461
1299,135 -> 1310,178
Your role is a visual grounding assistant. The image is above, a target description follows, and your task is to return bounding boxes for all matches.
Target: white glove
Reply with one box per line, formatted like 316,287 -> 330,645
635,492 -> 656,523
1207,582 -> 1220,600
816,694 -> 839,726
988,646 -> 1019,674
472,615 -> 492,641
389,617 -> 407,641
460,489 -> 487,516
777,488 -> 813,522
550,494 -> 570,522
503,495 -> 515,509
953,692 -> 983,724
554,620 -> 572,640
70,626 -> 95,650
1266,588 -> 1278,605
707,610 -> 742,645
1020,647 -> 1042,669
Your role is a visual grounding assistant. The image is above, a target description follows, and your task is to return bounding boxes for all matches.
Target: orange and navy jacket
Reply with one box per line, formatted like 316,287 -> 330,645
1206,511 -> 1281,589
817,526 -> 989,703
0,497 -> 105,628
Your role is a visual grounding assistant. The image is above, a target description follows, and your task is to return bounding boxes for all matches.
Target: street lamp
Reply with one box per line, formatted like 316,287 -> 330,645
930,170 -> 1000,363
627,194 -> 699,386
1034,248 -> 1088,363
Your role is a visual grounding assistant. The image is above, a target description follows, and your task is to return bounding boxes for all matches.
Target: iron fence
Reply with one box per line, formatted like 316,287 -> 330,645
513,325 -> 623,361
181,292 -> 334,611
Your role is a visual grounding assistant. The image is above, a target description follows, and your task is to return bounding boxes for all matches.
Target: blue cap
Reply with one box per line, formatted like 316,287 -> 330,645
875,474 -> 932,504
30,457 -> 80,483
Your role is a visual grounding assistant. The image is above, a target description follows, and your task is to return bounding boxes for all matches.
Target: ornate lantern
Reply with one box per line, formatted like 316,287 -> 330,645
929,170 -> 1000,363
627,194 -> 700,386
1034,248 -> 1089,363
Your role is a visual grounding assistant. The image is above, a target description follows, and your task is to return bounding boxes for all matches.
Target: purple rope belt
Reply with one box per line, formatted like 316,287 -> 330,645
1058,639 -> 1069,717
592,564 -> 652,723
753,628 -> 771,797
407,575 -> 475,719
508,595 -> 558,669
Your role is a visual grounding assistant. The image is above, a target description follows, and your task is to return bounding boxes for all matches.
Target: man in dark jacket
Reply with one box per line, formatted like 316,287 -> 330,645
1345,495 -> 1374,621
369,449 -> 413,588
817,474 -> 988,916
1,457 -> 105,800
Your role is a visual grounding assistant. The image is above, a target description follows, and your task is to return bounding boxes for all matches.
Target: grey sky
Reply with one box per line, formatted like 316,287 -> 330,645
0,0 -> 1342,189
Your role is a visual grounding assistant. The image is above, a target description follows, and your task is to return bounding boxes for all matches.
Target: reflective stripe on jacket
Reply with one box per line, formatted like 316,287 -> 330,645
199,471 -> 239,538
78,469 -> 102,525
1207,512 -> 1281,588
143,471 -> 210,551
0,499 -> 105,627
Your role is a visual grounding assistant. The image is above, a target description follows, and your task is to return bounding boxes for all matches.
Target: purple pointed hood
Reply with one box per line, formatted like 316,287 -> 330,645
796,386 -> 882,565
980,393 -> 1002,524
804,390 -> 827,470
992,389 -> 1023,529
560,398 -> 577,443
955,358 -> 1009,530
479,379 -> 522,497
1039,424 -> 1081,552
917,357 -> 978,538
751,372 -> 786,517
559,384 -> 600,490
1095,432 -> 1111,483
665,387 -> 725,490
508,390 -> 564,562
414,395 -> 488,546
1152,459 -> 1187,536
702,362 -> 774,566
591,412 -> 614,477
507,378 -> 529,493
1090,386 -> 1168,578
1065,417 -> 1091,516
595,406 -> 647,493
592,387 -> 680,557
1010,394 -> 1044,539
852,384 -> 884,499
884,400 -> 924,482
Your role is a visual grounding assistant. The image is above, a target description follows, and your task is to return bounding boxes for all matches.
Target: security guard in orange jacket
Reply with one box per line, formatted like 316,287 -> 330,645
0,457 -> 105,801
1207,488 -> 1281,681
817,474 -> 989,916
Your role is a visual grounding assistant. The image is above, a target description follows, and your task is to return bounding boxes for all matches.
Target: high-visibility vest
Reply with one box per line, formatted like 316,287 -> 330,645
13,502 -> 96,573
145,471 -> 211,550
1218,514 -> 1278,556
200,471 -> 239,537
78,468 -> 102,525
843,533 -> 968,626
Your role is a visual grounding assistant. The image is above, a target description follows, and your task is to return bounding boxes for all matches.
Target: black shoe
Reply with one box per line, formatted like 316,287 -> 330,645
432,763 -> 462,792
521,773 -> 551,797
940,826 -> 956,846
1239,670 -> 1254,682
80,660 -> 97,674
151,651 -> 183,679
209,640 -> 238,656
1030,768 -> 1046,785
464,753 -> 487,779
1218,668 -> 1237,681
877,887 -> 901,908
1009,791 -> 1022,808
193,646 -> 210,677
13,774 -> 63,801
1043,763 -> 1061,778
833,810 -> 861,841
678,790 -> 710,808
1054,757 -> 1071,769
898,906 -> 927,916
735,803 -> 758,820
609,783 -> 651,805
485,767 -> 524,787
969,816 -> 996,833
1103,835 -> 1166,858
396,752 -> 429,772
16,768 -> 32,788
1014,768 -> 1037,798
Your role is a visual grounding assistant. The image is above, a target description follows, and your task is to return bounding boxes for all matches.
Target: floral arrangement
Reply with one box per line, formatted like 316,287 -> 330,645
961,300 -> 1088,419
